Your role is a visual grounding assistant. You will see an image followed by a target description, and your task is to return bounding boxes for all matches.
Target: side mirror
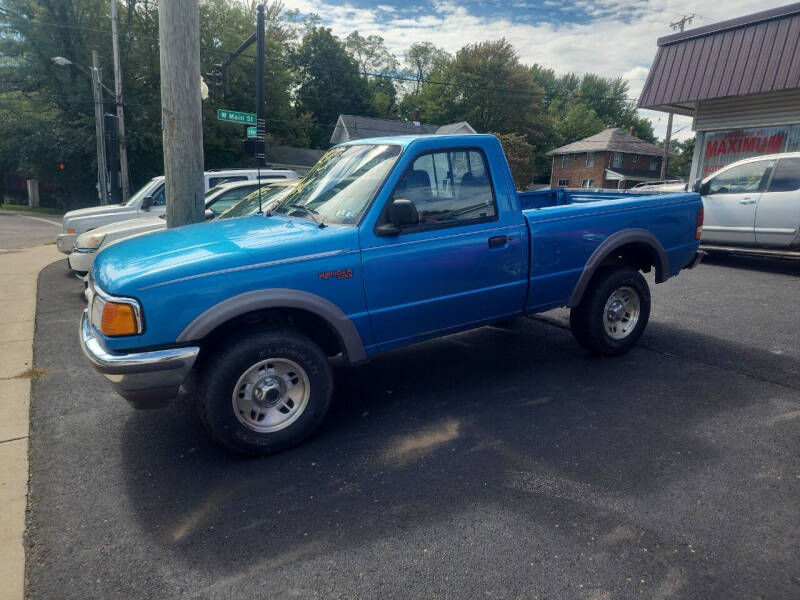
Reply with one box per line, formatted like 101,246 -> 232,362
141,195 -> 154,210
204,209 -> 215,220
692,178 -> 702,194
376,198 -> 419,236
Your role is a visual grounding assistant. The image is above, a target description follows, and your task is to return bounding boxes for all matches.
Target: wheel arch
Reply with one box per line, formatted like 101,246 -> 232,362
567,229 -> 669,308
177,289 -> 367,364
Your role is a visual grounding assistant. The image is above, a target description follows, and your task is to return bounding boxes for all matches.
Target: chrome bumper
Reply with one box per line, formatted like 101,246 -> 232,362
79,310 -> 199,408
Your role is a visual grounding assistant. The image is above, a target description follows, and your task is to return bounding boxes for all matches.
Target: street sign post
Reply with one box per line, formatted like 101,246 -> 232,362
246,126 -> 257,138
217,109 -> 256,125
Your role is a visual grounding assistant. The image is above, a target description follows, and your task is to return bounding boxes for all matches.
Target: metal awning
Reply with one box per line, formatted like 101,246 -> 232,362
638,3 -> 800,113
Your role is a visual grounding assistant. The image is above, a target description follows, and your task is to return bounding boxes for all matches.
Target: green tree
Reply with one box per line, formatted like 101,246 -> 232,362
491,132 -> 535,189
668,136 -> 695,179
344,32 -> 399,118
414,39 -> 544,135
293,27 -> 373,147
404,42 -> 449,94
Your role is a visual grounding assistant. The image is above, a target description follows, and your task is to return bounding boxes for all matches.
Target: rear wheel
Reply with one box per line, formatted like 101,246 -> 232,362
569,266 -> 651,356
197,329 -> 333,455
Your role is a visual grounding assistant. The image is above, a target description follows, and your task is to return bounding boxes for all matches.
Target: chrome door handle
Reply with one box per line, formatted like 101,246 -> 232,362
739,197 -> 756,205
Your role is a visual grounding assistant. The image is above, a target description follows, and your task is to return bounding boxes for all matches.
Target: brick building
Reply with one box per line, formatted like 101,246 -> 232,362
547,127 -> 672,189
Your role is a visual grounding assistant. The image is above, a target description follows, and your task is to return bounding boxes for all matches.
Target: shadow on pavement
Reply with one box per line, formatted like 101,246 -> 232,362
119,317 -> 757,576
702,251 -> 800,277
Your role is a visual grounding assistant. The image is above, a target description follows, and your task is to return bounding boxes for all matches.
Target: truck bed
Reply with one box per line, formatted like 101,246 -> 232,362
518,187 -> 664,210
518,188 -> 702,312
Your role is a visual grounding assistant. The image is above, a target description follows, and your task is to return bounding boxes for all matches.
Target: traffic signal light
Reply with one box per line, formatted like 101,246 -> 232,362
58,161 -> 66,171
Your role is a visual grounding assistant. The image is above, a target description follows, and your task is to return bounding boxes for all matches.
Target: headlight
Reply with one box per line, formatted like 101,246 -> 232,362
76,231 -> 106,250
90,287 -> 143,336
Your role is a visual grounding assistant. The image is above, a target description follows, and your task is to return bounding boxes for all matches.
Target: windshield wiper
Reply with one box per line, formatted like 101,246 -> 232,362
285,203 -> 326,228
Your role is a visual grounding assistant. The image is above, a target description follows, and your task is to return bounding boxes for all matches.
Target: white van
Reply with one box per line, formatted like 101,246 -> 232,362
56,168 -> 296,253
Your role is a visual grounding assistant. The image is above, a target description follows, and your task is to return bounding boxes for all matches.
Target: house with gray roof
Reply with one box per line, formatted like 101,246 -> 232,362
329,114 -> 476,145
547,127 -> 675,189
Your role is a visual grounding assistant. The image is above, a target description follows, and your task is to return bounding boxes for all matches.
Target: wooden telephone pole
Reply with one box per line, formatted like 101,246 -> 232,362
158,0 -> 204,228
111,0 -> 130,202
662,14 -> 694,180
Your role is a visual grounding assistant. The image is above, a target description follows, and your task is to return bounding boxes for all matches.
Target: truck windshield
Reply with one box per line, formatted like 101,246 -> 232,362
124,179 -> 160,207
217,183 -> 298,219
271,144 -> 401,225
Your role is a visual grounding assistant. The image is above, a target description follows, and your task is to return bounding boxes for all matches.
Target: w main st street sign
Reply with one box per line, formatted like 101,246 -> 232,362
217,109 -> 256,125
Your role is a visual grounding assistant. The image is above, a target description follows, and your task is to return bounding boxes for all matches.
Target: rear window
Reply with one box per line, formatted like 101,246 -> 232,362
768,157 -> 800,192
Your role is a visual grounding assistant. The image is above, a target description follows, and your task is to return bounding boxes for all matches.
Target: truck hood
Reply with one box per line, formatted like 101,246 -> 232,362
91,215 -> 165,237
92,215 -> 353,295
63,204 -> 139,234
64,204 -> 132,223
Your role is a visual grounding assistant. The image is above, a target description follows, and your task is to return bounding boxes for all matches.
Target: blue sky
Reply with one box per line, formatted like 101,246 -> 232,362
277,0 -> 790,141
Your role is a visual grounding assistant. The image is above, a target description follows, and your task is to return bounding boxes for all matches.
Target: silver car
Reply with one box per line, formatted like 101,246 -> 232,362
696,152 -> 800,250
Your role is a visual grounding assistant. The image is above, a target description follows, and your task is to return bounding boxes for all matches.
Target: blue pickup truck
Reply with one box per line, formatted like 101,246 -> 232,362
80,134 -> 704,454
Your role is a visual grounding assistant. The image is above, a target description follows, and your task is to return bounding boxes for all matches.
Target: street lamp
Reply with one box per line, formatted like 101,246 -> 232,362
52,53 -> 110,205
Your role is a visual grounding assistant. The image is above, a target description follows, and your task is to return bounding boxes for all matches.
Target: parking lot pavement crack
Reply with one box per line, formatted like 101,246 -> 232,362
529,315 -> 800,394
0,435 -> 28,444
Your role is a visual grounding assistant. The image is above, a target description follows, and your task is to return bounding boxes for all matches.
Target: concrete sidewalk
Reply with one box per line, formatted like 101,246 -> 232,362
0,245 -> 63,600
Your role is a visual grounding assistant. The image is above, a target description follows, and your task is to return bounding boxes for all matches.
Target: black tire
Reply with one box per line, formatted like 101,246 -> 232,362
197,328 -> 333,456
569,266 -> 651,356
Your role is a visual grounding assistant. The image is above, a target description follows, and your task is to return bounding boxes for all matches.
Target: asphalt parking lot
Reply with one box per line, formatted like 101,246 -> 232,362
26,254 -> 800,599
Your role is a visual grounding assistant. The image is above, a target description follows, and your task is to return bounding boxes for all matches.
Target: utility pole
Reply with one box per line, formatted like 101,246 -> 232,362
158,0 -> 204,228
670,14 -> 694,32
660,112 -> 673,179
662,15 -> 693,180
91,50 -> 109,205
255,3 -> 266,167
111,0 -> 130,202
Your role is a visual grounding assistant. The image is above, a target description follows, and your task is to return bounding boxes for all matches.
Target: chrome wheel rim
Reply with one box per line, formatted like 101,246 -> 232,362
232,358 -> 310,433
602,286 -> 641,340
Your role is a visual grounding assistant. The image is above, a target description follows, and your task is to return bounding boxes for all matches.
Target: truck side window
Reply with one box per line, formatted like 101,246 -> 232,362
768,157 -> 800,192
393,149 -> 496,228
707,160 -> 771,195
151,184 -> 167,206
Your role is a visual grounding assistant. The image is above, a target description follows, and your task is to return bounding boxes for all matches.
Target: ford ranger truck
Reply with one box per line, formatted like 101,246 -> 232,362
80,134 -> 704,455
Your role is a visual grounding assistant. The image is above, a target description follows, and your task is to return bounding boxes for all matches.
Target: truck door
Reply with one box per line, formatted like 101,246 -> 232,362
701,159 -> 773,245
360,147 -> 527,349
755,156 -> 800,248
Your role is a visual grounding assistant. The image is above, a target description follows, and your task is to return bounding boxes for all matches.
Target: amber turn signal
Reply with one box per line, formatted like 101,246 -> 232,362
65,228 -> 75,234
100,302 -> 138,336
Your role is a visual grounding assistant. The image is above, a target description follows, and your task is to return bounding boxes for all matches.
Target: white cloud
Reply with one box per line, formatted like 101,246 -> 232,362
280,0 -> 788,139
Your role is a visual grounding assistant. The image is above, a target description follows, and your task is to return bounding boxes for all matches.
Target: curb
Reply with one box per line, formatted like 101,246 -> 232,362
0,245 -> 63,600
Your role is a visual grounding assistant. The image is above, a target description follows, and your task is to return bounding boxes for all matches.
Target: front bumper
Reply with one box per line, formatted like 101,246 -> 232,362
68,248 -> 96,274
79,310 -> 199,408
56,232 -> 78,254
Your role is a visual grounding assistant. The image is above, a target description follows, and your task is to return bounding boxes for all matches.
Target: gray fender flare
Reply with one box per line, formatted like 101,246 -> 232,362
567,229 -> 669,308
176,289 -> 367,364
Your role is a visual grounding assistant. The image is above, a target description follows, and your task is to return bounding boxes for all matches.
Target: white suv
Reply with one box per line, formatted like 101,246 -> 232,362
695,152 -> 800,250
56,168 -> 297,253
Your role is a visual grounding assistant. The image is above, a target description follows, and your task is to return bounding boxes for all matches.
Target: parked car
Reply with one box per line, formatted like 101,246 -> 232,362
694,152 -> 800,251
67,180 -> 299,275
56,168 -> 297,253
80,134 -> 703,455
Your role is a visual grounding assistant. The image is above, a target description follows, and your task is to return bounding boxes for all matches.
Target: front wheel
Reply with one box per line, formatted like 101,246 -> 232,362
197,329 -> 333,455
569,266 -> 651,356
